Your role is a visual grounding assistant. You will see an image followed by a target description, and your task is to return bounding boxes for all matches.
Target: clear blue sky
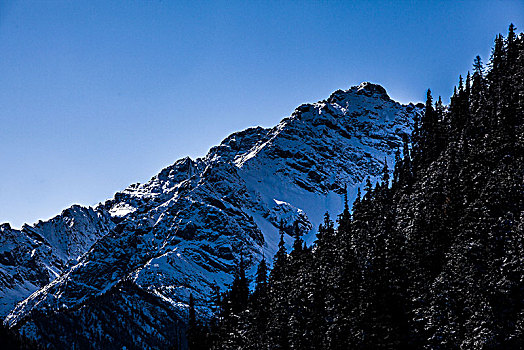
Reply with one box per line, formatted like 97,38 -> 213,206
1,1 -> 522,228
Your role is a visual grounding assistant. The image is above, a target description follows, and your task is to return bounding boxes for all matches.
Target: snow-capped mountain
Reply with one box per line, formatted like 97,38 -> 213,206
4,82 -> 422,349
0,206 -> 114,317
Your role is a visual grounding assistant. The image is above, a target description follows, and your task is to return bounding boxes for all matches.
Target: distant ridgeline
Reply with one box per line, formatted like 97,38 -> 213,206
191,25 -> 524,349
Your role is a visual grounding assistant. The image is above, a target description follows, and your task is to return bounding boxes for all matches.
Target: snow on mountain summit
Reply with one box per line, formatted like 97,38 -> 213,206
4,83 -> 422,349
355,81 -> 390,99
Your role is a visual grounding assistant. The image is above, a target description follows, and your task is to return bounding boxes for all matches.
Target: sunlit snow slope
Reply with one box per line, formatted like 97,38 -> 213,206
4,82 -> 422,349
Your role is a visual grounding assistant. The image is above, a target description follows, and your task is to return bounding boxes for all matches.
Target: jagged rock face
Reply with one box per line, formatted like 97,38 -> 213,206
5,82 -> 423,349
0,205 -> 114,317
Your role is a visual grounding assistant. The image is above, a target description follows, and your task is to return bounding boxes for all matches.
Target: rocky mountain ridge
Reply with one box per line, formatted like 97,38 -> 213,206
0,206 -> 114,317
3,82 -> 423,349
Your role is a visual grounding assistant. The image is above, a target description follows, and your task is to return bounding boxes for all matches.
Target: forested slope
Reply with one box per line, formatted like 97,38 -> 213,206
198,25 -> 524,350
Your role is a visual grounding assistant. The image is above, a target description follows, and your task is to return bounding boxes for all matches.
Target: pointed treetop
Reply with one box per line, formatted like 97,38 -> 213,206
292,221 -> 303,252
352,187 -> 362,212
473,56 -> 484,78
506,24 -> 517,62
435,95 -> 444,118
393,149 -> 402,185
364,176 -> 372,194
508,23 -> 516,42
425,89 -> 434,117
492,34 -> 504,70
338,183 -> 351,226
382,157 -> 390,185
236,252 -> 247,280
323,211 -> 333,231
255,258 -> 268,288
293,221 -> 301,240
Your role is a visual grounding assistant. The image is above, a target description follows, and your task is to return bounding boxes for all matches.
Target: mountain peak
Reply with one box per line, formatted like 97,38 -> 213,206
325,82 -> 390,105
355,82 -> 390,99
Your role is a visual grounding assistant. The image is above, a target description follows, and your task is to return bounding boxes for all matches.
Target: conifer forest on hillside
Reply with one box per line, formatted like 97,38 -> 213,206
186,25 -> 524,350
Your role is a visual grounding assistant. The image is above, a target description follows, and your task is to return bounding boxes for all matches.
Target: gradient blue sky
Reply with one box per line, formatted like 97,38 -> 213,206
1,1 -> 522,228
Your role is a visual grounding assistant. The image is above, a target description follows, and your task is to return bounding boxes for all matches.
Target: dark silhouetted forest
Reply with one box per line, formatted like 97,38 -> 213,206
181,25 -> 524,350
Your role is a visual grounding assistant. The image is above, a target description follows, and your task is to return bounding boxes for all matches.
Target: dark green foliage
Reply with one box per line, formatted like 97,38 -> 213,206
193,25 -> 524,350
186,294 -> 211,350
0,323 -> 41,350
